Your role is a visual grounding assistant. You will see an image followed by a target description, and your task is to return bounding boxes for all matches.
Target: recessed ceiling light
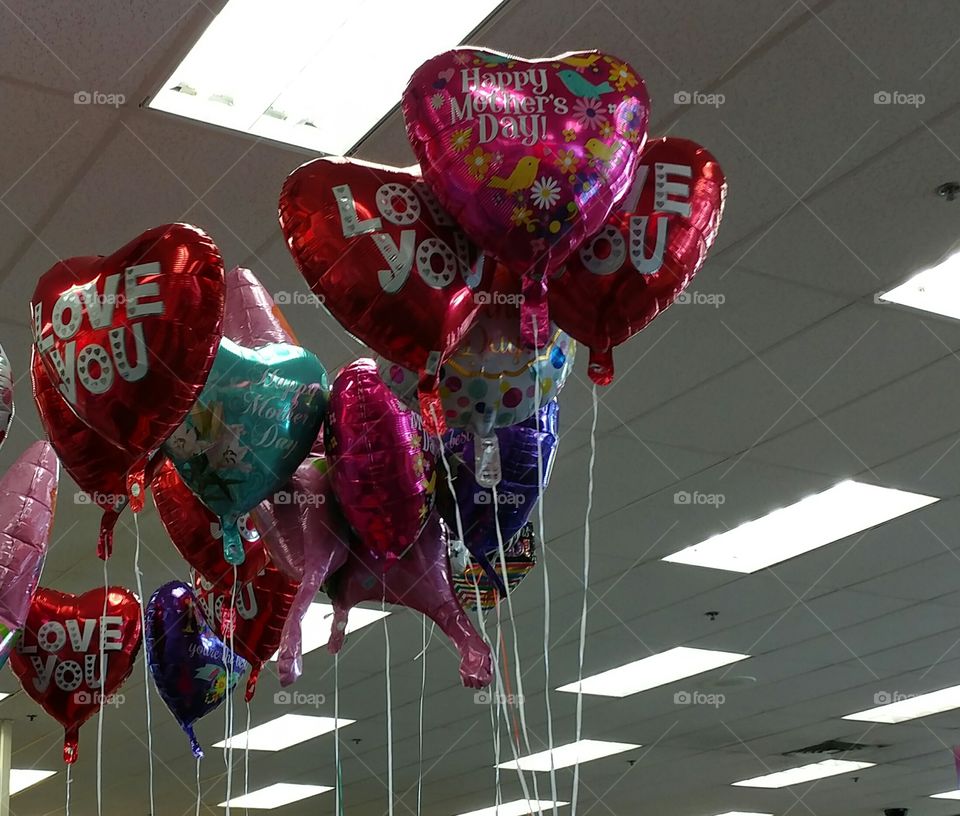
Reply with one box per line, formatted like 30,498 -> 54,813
455,800 -> 569,816
270,603 -> 389,662
931,789 -> 960,799
213,713 -> 354,751
843,684 -> 960,723
876,252 -> 960,320
663,480 -> 936,573
556,646 -> 749,698
732,759 -> 875,788
219,782 -> 331,809
149,0 -> 504,154
10,769 -> 57,795
497,739 -> 640,771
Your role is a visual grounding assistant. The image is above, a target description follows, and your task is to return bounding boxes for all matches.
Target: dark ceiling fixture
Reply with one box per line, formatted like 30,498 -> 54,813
936,181 -> 960,201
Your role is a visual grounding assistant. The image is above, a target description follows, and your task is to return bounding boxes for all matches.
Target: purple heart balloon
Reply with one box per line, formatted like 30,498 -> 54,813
146,581 -> 248,758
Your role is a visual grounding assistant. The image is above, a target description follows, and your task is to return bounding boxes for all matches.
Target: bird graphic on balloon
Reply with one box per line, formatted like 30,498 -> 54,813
556,70 -> 613,97
488,156 -> 541,194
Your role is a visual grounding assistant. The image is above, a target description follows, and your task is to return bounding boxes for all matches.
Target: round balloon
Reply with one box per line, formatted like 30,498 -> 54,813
164,338 -> 328,566
452,523 -> 537,611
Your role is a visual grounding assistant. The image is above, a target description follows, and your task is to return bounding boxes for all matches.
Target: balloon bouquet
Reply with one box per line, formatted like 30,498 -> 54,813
9,45 -> 724,770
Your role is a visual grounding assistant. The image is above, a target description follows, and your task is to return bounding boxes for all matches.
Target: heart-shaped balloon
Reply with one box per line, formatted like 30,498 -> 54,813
192,561 -> 297,701
164,338 -> 328,566
152,459 -> 269,587
549,136 -> 726,384
326,359 -> 435,564
0,344 -> 13,452
30,223 -> 225,474
0,625 -> 20,671
279,157 -> 491,430
452,522 -> 537,611
11,585 -> 142,763
224,266 -> 299,348
403,48 -> 649,346
146,581 -> 248,758
0,441 -> 59,632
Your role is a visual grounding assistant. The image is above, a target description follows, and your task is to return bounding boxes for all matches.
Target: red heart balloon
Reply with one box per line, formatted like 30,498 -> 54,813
11,585 -> 142,764
279,157 -> 491,430
192,561 -> 297,701
403,48 -> 649,346
548,137 -> 726,384
30,223 -> 225,469
153,459 -> 269,587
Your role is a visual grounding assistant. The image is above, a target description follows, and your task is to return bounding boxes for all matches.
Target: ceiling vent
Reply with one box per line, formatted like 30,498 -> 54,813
783,739 -> 884,756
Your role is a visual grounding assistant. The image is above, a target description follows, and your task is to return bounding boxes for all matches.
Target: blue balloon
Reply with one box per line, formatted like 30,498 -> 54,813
146,581 -> 248,758
164,338 -> 328,565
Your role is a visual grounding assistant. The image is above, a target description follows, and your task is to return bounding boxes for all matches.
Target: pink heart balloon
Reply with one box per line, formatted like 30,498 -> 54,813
403,48 -> 649,345
223,266 -> 299,348
325,359 -> 435,565
0,441 -> 59,631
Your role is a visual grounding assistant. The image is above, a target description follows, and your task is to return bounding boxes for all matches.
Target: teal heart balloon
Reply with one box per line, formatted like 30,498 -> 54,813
164,338 -> 328,565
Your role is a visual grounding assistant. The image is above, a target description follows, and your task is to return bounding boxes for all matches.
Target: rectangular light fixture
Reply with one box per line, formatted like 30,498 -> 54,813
270,603 -> 388,662
455,800 -> 569,816
497,739 -> 639,771
931,789 -> 960,799
219,782 -> 331,809
213,713 -> 354,751
876,252 -> 960,320
843,684 -> 960,723
149,0 -> 504,154
711,812 -> 773,816
732,759 -> 875,788
556,646 -> 749,698
663,480 -> 937,573
10,769 -> 57,795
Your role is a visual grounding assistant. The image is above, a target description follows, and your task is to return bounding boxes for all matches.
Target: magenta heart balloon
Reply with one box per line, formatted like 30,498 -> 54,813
403,48 -> 649,344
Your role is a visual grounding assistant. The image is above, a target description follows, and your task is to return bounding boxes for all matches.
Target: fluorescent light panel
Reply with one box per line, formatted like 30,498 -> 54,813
213,713 -> 354,751
663,480 -> 936,573
711,812 -> 773,816
497,739 -> 640,771
10,769 -> 56,795
455,800 -> 569,816
877,251 -> 960,320
844,684 -> 960,723
932,789 -> 960,799
219,782 -> 331,809
733,759 -> 874,788
149,0 -> 503,153
270,602 -> 388,662
556,646 -> 749,698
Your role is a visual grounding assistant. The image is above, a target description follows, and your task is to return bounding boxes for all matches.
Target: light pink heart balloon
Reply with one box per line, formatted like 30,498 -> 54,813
223,266 -> 299,347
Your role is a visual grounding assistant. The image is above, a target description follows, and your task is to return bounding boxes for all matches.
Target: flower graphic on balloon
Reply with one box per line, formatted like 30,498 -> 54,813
466,147 -> 492,180
607,59 -> 637,91
573,97 -> 607,130
554,149 -> 579,175
531,177 -> 561,210
451,127 -> 472,152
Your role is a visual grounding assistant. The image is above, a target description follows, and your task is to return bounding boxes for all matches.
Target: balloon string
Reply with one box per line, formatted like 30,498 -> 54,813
133,514 -> 156,816
335,651 -> 342,816
195,756 -> 202,816
244,701 -> 251,816
383,600 -> 394,816
65,762 -> 72,816
571,386 -> 598,816
417,615 -> 426,816
97,556 -> 108,816
533,313 -> 559,815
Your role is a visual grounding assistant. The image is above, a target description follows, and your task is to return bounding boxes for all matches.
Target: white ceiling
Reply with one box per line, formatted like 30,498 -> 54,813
3,0 -> 960,814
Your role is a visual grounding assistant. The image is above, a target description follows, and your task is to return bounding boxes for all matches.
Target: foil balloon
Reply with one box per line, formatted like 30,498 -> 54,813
0,344 -> 13,451
152,459 -> 269,587
403,48 -> 649,347
0,441 -> 58,632
146,581 -> 248,758
380,268 -> 574,435
441,400 -> 558,576
327,514 -> 491,688
279,156 -> 491,432
252,442 -> 350,686
326,359 -> 435,565
11,585 -> 142,764
192,561 -> 297,701
164,338 -> 328,566
223,266 -> 299,347
30,223 -> 225,491
0,625 -> 20,670
32,350 -> 138,558
549,136 -> 726,384
452,523 -> 537,611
